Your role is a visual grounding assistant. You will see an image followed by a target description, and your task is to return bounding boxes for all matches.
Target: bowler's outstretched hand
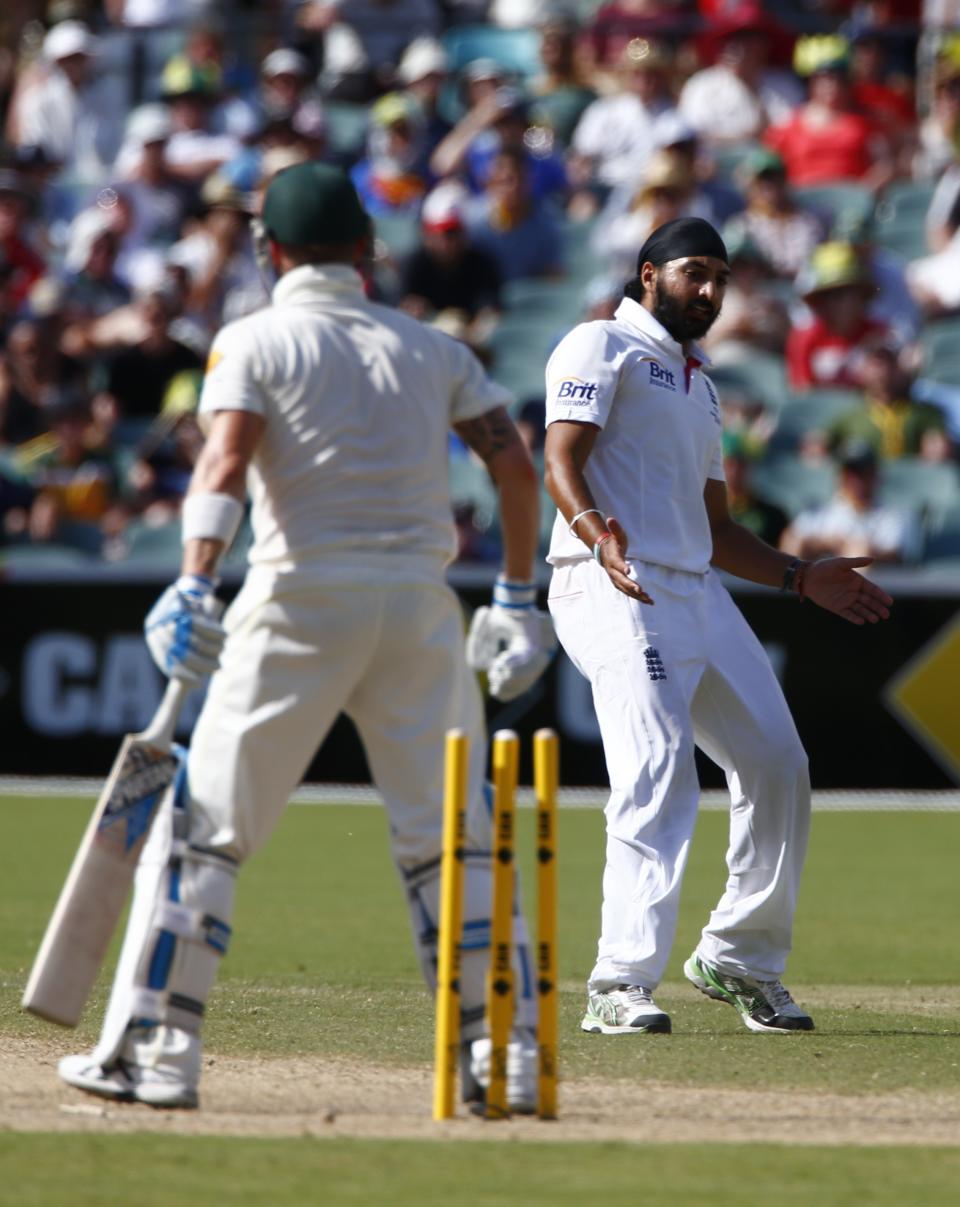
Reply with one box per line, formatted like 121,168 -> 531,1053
598,517 -> 655,605
804,557 -> 893,625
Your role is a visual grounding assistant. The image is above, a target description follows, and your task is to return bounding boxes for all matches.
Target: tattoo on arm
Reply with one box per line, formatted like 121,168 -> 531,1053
454,407 -> 519,466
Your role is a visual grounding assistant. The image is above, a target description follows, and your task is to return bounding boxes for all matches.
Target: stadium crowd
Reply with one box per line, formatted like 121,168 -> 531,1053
1,0 -> 960,569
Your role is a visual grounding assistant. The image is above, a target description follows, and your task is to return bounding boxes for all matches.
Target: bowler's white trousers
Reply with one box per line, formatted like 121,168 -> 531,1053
548,558 -> 811,990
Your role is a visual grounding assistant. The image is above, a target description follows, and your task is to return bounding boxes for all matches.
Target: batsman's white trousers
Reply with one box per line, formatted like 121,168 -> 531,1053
548,558 -> 811,990
187,573 -> 489,863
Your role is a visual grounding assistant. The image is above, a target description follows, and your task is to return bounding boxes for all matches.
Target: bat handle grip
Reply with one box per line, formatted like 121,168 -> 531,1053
140,678 -> 191,747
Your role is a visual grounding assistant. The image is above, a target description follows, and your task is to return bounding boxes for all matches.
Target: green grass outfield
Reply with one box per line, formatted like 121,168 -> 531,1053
3,1136 -> 960,1207
1,795 -> 958,1204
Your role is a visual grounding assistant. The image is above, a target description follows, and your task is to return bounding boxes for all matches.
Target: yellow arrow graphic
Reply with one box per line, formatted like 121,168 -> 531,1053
885,612 -> 960,783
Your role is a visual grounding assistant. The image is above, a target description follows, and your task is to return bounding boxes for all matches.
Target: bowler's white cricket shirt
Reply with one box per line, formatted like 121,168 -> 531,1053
545,296 -> 724,574
199,264 -> 511,584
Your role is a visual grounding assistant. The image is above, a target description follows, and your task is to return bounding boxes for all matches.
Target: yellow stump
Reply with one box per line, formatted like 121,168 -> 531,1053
534,728 -> 559,1120
486,729 -> 518,1119
432,728 -> 468,1120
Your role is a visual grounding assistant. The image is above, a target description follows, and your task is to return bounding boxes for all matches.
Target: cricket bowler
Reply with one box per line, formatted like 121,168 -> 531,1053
58,162 -> 554,1109
543,218 -> 892,1036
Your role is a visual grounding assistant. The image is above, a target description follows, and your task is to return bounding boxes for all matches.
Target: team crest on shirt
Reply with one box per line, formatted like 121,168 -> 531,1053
648,361 -> 677,391
555,377 -> 598,404
644,647 -> 667,682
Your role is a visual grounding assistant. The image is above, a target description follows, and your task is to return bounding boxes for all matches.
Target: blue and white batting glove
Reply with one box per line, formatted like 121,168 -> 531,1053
145,575 -> 226,686
465,575 -> 557,702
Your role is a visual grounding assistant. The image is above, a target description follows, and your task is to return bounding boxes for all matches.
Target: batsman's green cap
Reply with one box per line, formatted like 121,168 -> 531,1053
261,161 -> 368,247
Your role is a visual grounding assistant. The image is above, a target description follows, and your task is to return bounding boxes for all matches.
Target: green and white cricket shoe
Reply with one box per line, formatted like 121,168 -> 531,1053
684,952 -> 814,1033
59,1025 -> 201,1108
580,985 -> 672,1034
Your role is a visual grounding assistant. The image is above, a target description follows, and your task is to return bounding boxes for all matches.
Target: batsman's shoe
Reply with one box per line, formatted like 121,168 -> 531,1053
469,1029 -> 539,1114
684,952 -> 814,1034
59,1025 -> 201,1108
580,985 -> 672,1034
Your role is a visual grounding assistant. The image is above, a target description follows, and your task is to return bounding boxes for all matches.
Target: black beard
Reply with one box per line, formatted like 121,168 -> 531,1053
652,278 -> 719,342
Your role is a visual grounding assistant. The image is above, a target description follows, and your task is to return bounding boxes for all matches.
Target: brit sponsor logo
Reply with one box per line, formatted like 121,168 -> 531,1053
644,646 -> 667,682
556,377 -> 598,404
648,361 -> 676,391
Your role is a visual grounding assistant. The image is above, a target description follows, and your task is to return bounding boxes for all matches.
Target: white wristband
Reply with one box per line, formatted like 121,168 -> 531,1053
568,508 -> 603,536
181,492 -> 244,548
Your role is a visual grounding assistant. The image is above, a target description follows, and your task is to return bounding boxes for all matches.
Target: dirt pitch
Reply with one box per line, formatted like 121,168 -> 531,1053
3,1034 -> 958,1147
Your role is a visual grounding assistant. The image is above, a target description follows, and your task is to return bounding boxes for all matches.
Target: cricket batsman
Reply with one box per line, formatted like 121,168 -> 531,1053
58,162 -> 554,1109
543,218 -> 893,1037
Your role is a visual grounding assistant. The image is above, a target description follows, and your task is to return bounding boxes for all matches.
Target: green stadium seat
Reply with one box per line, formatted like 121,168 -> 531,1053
372,211 -> 421,260
873,181 -> 936,261
773,389 -> 863,449
323,101 -> 370,158
449,455 -> 498,531
793,184 -> 872,235
441,26 -> 541,78
921,319 -> 960,385
750,455 -> 838,516
923,503 -> 960,560
0,543 -> 95,568
118,519 -> 183,564
707,355 -> 789,413
879,459 -> 960,513
710,141 -> 763,185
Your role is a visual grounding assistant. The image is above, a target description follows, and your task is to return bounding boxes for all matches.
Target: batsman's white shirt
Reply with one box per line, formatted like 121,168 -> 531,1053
200,263 -> 509,590
545,297 -> 724,573
545,297 -> 811,989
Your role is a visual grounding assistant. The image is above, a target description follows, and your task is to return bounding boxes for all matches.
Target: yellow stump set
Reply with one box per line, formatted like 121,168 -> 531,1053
433,726 -> 559,1122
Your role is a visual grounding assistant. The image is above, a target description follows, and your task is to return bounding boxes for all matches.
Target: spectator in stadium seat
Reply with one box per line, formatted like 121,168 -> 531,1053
351,92 -> 431,217
59,209 -> 132,360
396,37 -> 452,160
780,440 -> 922,564
465,148 -> 564,281
765,36 -> 894,191
592,150 -> 699,277
431,87 -> 568,204
9,20 -> 119,178
399,185 -> 502,349
701,230 -> 789,362
679,4 -> 802,145
528,15 -> 597,148
581,0 -> 691,82
160,60 -> 244,185
915,44 -> 960,182
568,38 -> 678,198
167,173 -> 267,332
0,170 -> 44,314
96,286 -> 203,421
824,336 -> 952,463
722,431 -> 789,549
257,48 -> 326,136
787,241 -> 890,391
721,148 -> 827,279
300,0 -> 442,102
15,390 -> 122,554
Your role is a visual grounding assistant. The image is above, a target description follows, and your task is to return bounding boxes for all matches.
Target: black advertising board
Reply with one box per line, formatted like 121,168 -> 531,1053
0,567 -> 956,788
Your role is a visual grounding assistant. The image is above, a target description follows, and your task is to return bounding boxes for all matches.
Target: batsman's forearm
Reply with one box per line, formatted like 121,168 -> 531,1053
491,455 -> 540,581
710,518 -> 795,587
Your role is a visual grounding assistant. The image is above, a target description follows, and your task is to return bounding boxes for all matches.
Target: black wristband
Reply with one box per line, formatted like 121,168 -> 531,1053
781,557 -> 803,594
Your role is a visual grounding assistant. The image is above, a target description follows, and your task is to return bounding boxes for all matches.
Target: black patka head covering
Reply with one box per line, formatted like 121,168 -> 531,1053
636,217 -> 729,271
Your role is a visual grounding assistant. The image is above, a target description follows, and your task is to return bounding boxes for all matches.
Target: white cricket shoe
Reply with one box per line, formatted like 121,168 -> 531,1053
580,984 -> 672,1034
59,1025 -> 200,1109
469,1029 -> 539,1115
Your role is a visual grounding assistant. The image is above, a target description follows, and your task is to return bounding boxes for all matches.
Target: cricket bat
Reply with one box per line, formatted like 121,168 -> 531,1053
22,678 -> 190,1027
